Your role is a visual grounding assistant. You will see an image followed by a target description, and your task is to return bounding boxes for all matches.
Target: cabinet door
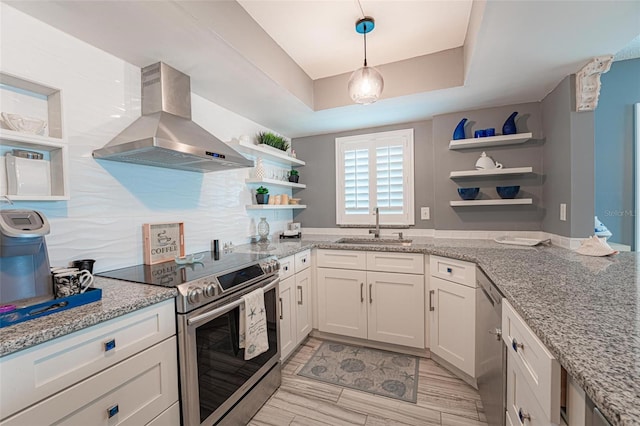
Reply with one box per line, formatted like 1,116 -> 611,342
367,271 -> 425,348
317,268 -> 367,339
279,276 -> 297,361
429,276 -> 476,377
295,267 -> 312,344
506,350 -> 551,426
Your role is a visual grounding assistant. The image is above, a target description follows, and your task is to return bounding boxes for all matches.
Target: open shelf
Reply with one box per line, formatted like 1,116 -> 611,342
231,140 -> 305,166
246,204 -> 307,210
245,178 -> 306,189
1,129 -> 69,201
449,167 -> 533,178
450,198 -> 533,206
448,133 -> 533,150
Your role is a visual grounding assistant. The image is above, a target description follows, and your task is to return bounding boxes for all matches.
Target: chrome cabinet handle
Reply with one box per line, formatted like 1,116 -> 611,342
297,286 -> 303,305
360,283 -> 364,303
518,408 -> 531,423
369,284 -> 373,304
279,297 -> 283,320
429,290 -> 435,311
488,328 -> 502,341
512,338 -> 524,352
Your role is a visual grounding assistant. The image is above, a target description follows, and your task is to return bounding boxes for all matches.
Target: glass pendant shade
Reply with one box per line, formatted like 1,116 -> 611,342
348,65 -> 384,105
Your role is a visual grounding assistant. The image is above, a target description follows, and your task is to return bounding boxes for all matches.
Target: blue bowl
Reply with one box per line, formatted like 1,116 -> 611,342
496,186 -> 520,199
458,187 -> 480,200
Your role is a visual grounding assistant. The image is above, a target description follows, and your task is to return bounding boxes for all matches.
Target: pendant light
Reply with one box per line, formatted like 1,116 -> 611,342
348,17 -> 384,105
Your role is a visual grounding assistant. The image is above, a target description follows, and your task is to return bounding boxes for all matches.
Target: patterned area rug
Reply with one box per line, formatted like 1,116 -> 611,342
298,341 -> 419,403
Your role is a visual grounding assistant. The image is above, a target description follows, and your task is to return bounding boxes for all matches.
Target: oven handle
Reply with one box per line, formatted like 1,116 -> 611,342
187,278 -> 280,326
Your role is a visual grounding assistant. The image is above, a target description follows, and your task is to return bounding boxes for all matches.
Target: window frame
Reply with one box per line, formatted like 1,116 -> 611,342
335,128 -> 415,226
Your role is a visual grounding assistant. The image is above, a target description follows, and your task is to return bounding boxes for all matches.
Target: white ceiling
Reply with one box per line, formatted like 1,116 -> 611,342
4,1 -> 640,138
237,0 -> 473,79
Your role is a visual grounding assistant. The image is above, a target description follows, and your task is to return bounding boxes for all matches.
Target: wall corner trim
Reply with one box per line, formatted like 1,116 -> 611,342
575,55 -> 614,112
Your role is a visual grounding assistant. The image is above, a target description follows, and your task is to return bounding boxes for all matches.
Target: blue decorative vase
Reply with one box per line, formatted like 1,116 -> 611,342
502,112 -> 518,135
453,118 -> 468,140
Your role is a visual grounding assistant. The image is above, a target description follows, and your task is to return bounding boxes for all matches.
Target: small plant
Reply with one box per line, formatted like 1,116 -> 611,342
288,169 -> 300,183
255,186 -> 269,204
256,186 -> 269,194
256,131 -> 290,152
289,169 -> 299,176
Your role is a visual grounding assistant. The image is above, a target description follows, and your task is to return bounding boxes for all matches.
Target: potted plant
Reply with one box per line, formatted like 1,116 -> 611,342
256,131 -> 290,152
288,169 -> 299,183
255,186 -> 269,204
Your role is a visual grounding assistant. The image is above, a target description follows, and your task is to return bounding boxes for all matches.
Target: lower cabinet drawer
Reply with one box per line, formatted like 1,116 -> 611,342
430,256 -> 476,287
2,337 -> 179,426
0,300 -> 176,419
294,249 -> 311,272
279,255 -> 295,280
366,252 -> 424,274
502,300 -> 560,423
317,249 -> 367,270
506,350 -> 551,426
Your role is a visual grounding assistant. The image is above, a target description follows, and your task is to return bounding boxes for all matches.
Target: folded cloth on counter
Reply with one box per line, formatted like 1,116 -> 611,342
574,235 -> 619,257
239,287 -> 269,360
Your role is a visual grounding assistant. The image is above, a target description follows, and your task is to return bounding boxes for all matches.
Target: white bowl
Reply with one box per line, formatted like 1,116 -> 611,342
1,112 -> 47,135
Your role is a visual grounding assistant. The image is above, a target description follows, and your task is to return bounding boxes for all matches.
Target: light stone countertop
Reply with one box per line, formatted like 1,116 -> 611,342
1,236 -> 637,425
0,277 -> 177,357
239,236 -> 639,426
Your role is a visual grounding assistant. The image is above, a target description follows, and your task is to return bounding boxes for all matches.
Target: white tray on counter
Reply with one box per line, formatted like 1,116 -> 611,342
494,236 -> 550,246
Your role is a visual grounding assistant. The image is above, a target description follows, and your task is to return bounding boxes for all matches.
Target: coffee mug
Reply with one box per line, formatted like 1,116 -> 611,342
71,259 -> 95,273
53,268 -> 94,298
485,128 -> 496,137
474,129 -> 486,138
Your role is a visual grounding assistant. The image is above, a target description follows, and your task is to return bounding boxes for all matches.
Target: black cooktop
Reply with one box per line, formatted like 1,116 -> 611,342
96,250 -> 271,288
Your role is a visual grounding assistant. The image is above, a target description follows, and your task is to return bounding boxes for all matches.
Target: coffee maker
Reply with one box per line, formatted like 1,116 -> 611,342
0,209 -> 53,305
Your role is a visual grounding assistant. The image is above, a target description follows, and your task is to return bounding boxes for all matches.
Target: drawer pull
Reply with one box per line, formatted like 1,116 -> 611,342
429,290 -> 435,311
512,338 -> 524,352
488,328 -> 502,340
518,408 -> 531,423
369,283 -> 373,304
360,283 -> 364,303
297,285 -> 303,305
302,258 -> 306,263
279,298 -> 283,320
284,265 -> 289,271
446,267 -> 453,273
103,339 -> 116,352
107,404 -> 119,418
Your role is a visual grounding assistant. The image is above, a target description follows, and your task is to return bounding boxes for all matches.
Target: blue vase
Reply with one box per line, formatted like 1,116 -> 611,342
453,118 -> 468,140
502,112 -> 518,135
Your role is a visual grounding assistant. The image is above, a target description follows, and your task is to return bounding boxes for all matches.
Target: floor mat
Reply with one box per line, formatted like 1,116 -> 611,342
297,341 -> 419,403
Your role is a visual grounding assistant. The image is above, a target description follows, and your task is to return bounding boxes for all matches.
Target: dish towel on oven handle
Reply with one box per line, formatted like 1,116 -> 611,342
239,287 -> 269,360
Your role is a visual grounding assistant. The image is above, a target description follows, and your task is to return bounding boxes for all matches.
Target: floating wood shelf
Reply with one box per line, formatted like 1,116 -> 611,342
448,133 -> 533,150
450,199 -> 533,206
245,178 -> 306,189
449,167 -> 533,178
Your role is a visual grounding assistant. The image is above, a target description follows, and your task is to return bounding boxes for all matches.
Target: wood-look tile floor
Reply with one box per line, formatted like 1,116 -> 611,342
250,338 -> 488,426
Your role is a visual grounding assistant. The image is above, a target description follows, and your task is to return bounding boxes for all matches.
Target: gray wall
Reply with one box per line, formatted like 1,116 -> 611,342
595,58 -> 640,248
541,75 -> 595,238
432,103 -> 544,230
292,120 -> 434,228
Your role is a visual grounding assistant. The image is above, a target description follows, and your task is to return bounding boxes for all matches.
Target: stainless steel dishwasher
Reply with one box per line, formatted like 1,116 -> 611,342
476,268 -> 506,426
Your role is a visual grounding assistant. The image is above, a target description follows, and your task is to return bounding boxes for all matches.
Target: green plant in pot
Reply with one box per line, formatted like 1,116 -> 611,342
256,131 -> 290,152
288,169 -> 299,183
256,186 -> 269,204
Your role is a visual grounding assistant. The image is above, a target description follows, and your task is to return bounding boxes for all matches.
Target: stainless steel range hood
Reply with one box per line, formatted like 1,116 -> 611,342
93,62 -> 253,173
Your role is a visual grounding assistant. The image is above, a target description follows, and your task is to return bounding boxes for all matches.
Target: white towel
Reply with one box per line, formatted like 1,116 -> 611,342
239,287 -> 269,360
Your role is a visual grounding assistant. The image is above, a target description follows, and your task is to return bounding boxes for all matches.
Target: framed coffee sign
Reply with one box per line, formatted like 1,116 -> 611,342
143,222 -> 185,265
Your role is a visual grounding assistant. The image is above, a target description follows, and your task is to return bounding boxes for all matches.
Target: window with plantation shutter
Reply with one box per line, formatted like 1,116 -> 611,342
336,129 -> 414,225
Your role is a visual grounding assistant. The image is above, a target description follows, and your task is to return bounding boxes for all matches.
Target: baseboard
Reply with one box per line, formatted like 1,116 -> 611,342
429,352 -> 478,390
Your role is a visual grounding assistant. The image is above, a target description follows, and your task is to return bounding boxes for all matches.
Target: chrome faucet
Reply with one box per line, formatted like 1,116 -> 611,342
369,207 -> 380,238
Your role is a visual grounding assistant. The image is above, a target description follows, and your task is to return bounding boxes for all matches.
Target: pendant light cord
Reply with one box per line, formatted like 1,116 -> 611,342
363,26 -> 368,67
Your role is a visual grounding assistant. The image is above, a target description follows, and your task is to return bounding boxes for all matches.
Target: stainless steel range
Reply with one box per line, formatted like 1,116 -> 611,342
98,251 -> 281,426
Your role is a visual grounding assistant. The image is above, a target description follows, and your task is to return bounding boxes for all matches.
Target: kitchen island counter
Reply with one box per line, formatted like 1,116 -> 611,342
0,277 -> 177,357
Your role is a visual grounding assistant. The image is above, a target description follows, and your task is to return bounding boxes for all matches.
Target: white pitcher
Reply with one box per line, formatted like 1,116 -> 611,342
475,152 -> 503,170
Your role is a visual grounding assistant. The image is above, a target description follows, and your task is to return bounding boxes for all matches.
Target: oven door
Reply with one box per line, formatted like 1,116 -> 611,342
178,277 -> 280,426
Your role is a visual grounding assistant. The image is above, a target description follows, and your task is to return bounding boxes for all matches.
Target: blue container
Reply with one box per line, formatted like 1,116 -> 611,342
457,187 -> 480,200
496,186 -> 520,199
453,118 -> 468,140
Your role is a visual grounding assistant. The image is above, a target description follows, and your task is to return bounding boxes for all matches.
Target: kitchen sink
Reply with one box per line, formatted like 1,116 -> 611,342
336,238 -> 413,246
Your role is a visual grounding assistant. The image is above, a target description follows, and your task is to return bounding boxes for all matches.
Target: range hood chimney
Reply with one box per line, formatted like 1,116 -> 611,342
92,62 -> 254,173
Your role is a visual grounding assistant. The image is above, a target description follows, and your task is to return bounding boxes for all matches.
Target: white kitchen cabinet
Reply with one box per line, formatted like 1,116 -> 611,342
367,271 -> 424,348
506,349 -> 553,426
278,250 -> 313,361
279,275 -> 297,360
429,268 -> 477,377
316,250 -> 425,349
317,267 -> 368,339
0,300 -> 178,425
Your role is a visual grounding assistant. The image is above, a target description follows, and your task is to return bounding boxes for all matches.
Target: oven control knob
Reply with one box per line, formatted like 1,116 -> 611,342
187,287 -> 202,304
203,284 -> 216,298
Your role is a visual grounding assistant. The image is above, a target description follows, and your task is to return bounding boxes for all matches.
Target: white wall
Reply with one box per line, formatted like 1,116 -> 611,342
1,4 -> 293,271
